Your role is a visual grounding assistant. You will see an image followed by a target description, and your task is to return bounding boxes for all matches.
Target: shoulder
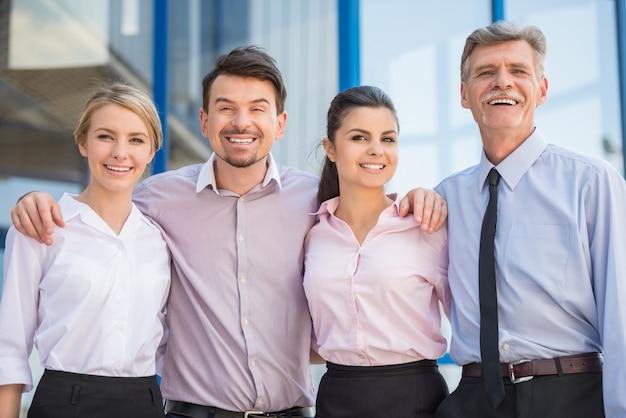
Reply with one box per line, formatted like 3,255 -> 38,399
277,164 -> 319,186
133,164 -> 204,207
138,164 -> 204,189
541,144 -> 625,185
276,164 -> 320,210
435,164 -> 479,195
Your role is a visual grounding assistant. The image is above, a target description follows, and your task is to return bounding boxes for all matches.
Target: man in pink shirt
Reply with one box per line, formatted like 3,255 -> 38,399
10,47 -> 447,417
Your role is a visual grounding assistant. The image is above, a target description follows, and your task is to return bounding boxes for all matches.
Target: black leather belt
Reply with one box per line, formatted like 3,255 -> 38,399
462,352 -> 603,383
165,400 -> 310,418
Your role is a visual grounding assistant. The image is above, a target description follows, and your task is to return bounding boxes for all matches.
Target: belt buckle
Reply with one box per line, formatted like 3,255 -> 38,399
244,412 -> 269,418
508,359 -> 534,384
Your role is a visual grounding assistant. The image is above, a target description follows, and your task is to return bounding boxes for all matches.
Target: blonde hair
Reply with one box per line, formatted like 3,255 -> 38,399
74,82 -> 163,151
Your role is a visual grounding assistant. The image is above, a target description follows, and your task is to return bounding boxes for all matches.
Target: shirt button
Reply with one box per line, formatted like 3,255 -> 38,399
238,235 -> 244,241
502,343 -> 510,351
250,359 -> 257,367
239,276 -> 246,283
243,318 -> 249,325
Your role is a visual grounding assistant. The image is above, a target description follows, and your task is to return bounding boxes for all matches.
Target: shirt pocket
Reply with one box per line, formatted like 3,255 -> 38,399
503,223 -> 570,288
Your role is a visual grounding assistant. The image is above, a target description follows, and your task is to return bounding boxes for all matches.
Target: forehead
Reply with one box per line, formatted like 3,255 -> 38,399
209,74 -> 277,106
341,106 -> 398,130
469,40 -> 536,70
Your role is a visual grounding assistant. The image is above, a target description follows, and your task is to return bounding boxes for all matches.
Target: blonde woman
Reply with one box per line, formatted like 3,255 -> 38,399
0,83 -> 171,418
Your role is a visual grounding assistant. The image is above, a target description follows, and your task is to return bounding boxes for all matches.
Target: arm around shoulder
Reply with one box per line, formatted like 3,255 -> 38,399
11,191 -> 64,246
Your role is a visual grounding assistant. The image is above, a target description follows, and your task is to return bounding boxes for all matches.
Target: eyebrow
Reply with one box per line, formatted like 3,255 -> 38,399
214,97 -> 271,106
347,128 -> 398,135
93,127 -> 149,137
474,62 -> 531,73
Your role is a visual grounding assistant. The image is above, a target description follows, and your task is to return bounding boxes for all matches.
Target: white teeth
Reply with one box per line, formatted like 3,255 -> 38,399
229,138 -> 253,144
361,164 -> 384,170
489,98 -> 517,105
106,165 -> 131,172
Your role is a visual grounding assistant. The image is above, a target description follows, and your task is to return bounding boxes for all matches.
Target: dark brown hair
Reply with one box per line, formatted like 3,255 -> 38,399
201,46 -> 287,114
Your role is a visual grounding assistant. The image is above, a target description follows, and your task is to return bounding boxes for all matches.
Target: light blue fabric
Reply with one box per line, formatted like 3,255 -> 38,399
436,129 -> 626,416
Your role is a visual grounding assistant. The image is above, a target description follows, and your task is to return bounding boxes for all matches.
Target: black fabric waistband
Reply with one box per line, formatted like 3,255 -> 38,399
42,369 -> 159,385
325,359 -> 438,377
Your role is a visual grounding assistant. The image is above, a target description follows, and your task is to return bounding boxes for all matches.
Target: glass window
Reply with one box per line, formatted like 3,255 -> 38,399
506,0 -> 623,173
360,0 -> 492,193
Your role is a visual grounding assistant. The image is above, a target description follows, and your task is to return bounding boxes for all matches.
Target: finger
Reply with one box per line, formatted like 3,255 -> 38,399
11,206 -> 47,244
398,194 -> 410,217
423,198 -> 447,233
419,191 -> 436,228
412,188 -> 427,224
50,202 -> 66,228
32,196 -> 56,245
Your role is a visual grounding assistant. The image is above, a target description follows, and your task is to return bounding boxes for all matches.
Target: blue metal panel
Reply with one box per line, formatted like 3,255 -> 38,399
616,0 -> 626,176
338,0 -> 360,91
152,0 -> 169,174
492,0 -> 505,22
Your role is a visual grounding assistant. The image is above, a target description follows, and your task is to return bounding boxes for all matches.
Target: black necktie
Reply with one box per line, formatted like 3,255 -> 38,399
479,168 -> 504,408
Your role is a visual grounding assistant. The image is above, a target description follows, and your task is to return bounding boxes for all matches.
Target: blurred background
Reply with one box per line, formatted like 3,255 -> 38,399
1,0 -> 624,415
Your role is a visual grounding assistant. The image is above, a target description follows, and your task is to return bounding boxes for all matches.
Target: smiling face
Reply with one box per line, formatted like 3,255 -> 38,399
78,103 -> 155,198
461,40 -> 548,152
199,74 -> 287,176
324,106 -> 399,193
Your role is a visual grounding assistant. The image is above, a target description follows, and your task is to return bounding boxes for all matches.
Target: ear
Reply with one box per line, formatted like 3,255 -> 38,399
322,137 -> 336,162
536,76 -> 548,106
274,111 -> 288,140
199,108 -> 210,138
78,139 -> 88,157
460,82 -> 471,109
146,148 -> 156,164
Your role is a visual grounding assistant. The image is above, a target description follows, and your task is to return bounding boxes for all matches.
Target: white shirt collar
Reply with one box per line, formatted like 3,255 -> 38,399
195,152 -> 283,194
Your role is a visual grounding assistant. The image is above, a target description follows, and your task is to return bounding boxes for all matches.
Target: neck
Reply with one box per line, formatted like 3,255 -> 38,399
214,156 -> 269,195
76,186 -> 133,235
334,186 -> 393,244
481,126 -> 535,165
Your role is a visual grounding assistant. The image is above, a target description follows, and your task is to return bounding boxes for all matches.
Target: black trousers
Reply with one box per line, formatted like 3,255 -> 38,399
27,369 -> 164,418
436,373 -> 604,418
315,360 -> 448,418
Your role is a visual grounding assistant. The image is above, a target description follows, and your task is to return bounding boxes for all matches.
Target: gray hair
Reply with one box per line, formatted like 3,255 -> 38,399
460,21 -> 547,82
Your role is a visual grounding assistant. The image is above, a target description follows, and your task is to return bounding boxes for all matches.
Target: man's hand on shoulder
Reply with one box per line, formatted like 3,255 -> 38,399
399,187 -> 447,234
11,191 -> 64,245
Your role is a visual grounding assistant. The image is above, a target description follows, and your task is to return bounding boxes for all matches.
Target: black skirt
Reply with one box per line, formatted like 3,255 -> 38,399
27,369 -> 164,418
315,360 -> 448,418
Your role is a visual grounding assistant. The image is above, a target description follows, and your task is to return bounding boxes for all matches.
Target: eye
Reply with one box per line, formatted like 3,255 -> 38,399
130,137 -> 147,144
97,134 -> 114,141
478,70 -> 494,77
351,135 -> 367,141
252,107 -> 266,113
382,136 -> 396,143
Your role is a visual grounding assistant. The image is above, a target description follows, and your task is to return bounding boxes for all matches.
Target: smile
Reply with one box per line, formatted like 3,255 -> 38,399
105,165 -> 132,172
488,98 -> 518,105
227,137 -> 255,144
360,163 -> 384,170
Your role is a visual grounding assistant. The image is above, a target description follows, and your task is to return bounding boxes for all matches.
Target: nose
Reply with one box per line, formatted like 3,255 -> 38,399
492,68 -> 513,90
368,140 -> 384,156
112,140 -> 129,160
232,109 -> 252,129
